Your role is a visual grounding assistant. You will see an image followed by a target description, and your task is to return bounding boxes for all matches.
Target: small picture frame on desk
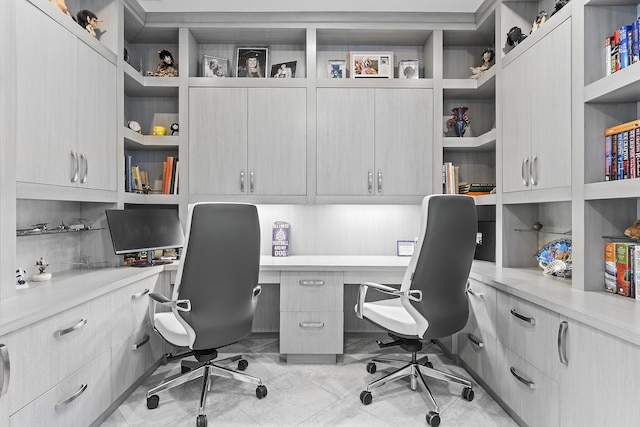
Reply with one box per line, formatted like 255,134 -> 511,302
397,240 -> 416,257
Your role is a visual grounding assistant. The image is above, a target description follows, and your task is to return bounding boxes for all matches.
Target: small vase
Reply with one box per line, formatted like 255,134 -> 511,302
450,107 -> 469,137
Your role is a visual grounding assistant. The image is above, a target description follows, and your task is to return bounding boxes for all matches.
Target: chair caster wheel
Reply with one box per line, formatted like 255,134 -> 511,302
181,365 -> 192,374
256,384 -> 268,399
196,414 -> 207,427
360,390 -> 372,405
146,394 -> 159,409
424,361 -> 433,369
238,359 -> 249,371
426,411 -> 440,427
462,387 -> 474,401
366,362 -> 377,374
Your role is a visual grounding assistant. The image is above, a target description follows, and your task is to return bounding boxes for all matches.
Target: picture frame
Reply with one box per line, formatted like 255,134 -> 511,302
270,60 -> 297,78
327,59 -> 345,78
236,47 -> 269,78
350,51 -> 393,78
398,59 -> 419,79
397,240 -> 416,257
203,55 -> 228,77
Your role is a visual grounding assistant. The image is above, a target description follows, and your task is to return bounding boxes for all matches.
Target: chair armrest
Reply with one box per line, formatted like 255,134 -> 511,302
148,293 -> 191,312
252,285 -> 262,298
355,282 -> 423,319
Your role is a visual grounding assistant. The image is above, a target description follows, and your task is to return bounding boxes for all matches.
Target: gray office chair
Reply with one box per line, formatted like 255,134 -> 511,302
146,203 -> 267,427
355,194 -> 477,427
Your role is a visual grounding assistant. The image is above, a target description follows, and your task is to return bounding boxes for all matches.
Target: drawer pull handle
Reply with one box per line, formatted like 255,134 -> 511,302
510,367 -> 535,389
54,318 -> 87,338
131,288 -> 150,299
467,333 -> 484,349
558,321 -> 569,365
467,288 -> 484,298
299,322 -> 324,329
133,334 -> 151,350
299,280 -> 324,286
55,383 -> 87,409
0,344 -> 9,396
510,309 -> 536,325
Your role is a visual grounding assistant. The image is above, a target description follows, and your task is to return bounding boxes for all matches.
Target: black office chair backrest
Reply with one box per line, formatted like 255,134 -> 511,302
176,203 -> 261,350
408,195 -> 477,340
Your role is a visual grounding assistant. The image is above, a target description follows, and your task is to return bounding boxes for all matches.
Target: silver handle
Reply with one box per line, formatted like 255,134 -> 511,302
131,288 -> 150,299
530,154 -> 537,186
132,333 -> 150,350
0,344 -> 9,396
80,153 -> 88,183
467,288 -> 484,299
299,322 -> 325,328
54,318 -> 87,338
558,321 -> 569,365
510,308 -> 536,325
70,151 -> 79,183
249,169 -> 255,193
368,170 -> 373,193
299,280 -> 324,286
377,170 -> 383,193
467,333 -> 484,349
55,383 -> 87,409
522,157 -> 529,186
510,367 -> 535,389
240,170 -> 245,193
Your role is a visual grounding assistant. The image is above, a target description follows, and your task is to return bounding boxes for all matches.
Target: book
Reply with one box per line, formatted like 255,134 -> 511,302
611,29 -> 620,73
163,156 -> 174,194
622,131 -> 629,179
633,18 -> 640,64
125,155 -> 132,192
635,243 -> 640,299
636,128 -> 640,178
605,241 -> 617,293
605,134 -> 612,181
169,157 -> 178,194
132,165 -> 142,193
616,243 -> 633,297
619,25 -> 632,69
605,36 -> 613,76
173,160 -> 180,194
630,126 -> 636,179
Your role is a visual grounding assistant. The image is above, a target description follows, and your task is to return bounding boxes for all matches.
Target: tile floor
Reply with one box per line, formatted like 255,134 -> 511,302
100,336 -> 518,427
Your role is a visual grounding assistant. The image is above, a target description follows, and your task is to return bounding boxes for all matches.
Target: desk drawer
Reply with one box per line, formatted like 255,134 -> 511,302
280,312 -> 343,354
458,322 -> 498,393
467,279 -> 497,339
280,272 -> 343,312
110,275 -> 162,344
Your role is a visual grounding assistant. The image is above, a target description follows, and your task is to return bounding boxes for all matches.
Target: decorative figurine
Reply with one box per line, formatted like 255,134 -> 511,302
16,268 -> 28,289
506,27 -> 527,47
550,0 -> 570,17
49,0 -> 72,18
76,10 -> 102,37
530,11 -> 548,34
624,219 -> 640,240
170,123 -> 179,136
469,48 -> 495,79
32,257 -> 52,282
447,107 -> 470,137
533,221 -> 543,231
148,50 -> 178,77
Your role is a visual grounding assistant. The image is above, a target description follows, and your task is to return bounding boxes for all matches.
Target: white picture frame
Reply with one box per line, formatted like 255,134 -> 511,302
350,51 -> 393,78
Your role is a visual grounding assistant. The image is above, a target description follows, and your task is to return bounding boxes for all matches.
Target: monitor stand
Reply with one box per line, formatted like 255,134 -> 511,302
129,250 -> 173,267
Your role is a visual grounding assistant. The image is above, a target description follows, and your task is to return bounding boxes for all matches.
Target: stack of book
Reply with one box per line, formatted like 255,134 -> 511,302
442,162 -> 459,194
605,241 -> 640,299
604,119 -> 640,181
125,155 -> 179,194
459,183 -> 495,196
605,17 -> 640,76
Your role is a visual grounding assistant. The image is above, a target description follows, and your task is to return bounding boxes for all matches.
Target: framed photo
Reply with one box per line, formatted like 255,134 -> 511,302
203,55 -> 228,77
270,61 -> 296,78
350,51 -> 393,78
327,60 -> 345,78
398,59 -> 419,79
397,240 -> 416,257
236,47 -> 269,78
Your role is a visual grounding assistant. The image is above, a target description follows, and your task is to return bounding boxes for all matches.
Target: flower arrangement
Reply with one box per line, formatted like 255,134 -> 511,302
447,107 -> 470,137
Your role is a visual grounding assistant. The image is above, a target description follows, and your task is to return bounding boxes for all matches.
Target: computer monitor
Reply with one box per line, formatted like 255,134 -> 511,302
105,208 -> 184,267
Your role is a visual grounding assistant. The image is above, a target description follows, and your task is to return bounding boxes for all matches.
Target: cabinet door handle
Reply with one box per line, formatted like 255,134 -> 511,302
132,333 -> 151,350
70,151 -> 79,183
377,170 -> 383,193
299,280 -> 324,286
510,367 -> 535,389
249,169 -> 255,193
522,157 -> 529,186
510,308 -> 536,325
0,344 -> 9,396
131,288 -> 150,299
558,321 -> 569,365
55,383 -> 87,409
467,333 -> 484,349
299,322 -> 325,328
368,170 -> 373,193
467,288 -> 484,299
80,153 -> 88,183
530,154 -> 537,186
240,170 -> 245,193
54,318 -> 87,338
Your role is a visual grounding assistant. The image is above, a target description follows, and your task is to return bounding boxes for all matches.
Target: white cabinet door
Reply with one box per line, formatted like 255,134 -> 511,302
375,89 -> 433,196
16,0 -> 77,187
317,88 -> 375,195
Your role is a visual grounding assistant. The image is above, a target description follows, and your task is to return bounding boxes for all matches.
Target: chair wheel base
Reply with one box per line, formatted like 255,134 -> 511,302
462,386 -> 474,401
238,359 -> 249,371
366,362 -> 377,374
196,414 -> 207,427
426,411 -> 440,426
146,394 -> 159,409
360,390 -> 373,405
256,384 -> 268,399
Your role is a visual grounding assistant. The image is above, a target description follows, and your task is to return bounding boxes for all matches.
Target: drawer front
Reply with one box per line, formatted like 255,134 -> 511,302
7,295 -> 110,414
110,275 -> 161,344
458,322 -> 498,393
10,351 -> 111,427
496,292 -> 562,380
111,323 -> 164,400
280,312 -> 343,354
467,279 -> 497,338
280,272 -> 343,312
495,343 -> 560,427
